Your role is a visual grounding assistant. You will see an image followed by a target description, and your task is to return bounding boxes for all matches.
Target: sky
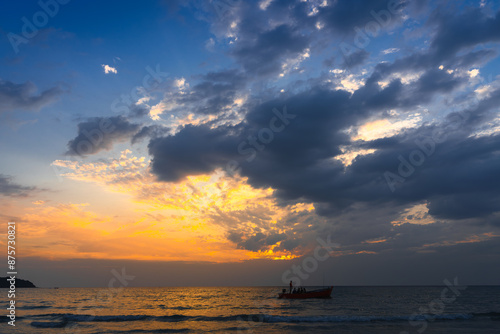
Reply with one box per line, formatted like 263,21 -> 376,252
0,0 -> 499,287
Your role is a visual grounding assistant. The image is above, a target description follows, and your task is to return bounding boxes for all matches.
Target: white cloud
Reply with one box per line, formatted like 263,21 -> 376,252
475,84 -> 493,99
468,69 -> 479,78
102,64 -> 118,74
279,48 -> 310,77
335,147 -> 376,166
378,71 -> 423,88
391,203 -> 434,226
174,77 -> 188,91
330,69 -> 344,74
149,101 -> 173,121
205,38 -> 215,51
381,48 -> 400,55
352,113 -> 422,141
259,0 -> 273,10
335,74 -> 364,93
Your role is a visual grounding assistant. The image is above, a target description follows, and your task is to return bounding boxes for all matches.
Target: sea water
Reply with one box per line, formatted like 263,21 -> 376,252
2,286 -> 499,333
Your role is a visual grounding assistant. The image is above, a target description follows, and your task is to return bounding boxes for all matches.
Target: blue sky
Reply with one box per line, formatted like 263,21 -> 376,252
1,0 -> 500,287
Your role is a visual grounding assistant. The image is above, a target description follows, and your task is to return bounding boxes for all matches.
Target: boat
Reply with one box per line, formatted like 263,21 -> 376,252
278,286 -> 333,299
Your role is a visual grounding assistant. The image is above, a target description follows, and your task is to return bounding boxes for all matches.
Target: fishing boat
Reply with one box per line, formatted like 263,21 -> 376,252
278,286 -> 333,299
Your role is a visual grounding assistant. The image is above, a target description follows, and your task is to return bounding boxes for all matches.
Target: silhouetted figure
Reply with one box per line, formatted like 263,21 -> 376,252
289,280 -> 293,294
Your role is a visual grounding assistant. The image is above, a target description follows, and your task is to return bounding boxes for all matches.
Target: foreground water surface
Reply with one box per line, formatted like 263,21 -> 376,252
1,286 -> 499,333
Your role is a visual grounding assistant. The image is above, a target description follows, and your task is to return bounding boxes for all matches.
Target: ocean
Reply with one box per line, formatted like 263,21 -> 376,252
2,286 -> 499,333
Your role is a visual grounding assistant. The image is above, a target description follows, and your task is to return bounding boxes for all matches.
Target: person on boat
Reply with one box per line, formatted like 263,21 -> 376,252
289,280 -> 293,294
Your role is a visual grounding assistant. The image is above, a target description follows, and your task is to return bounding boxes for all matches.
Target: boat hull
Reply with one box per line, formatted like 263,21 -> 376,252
278,286 -> 333,299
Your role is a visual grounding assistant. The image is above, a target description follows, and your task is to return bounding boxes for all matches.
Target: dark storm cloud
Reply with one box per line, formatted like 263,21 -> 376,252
415,68 -> 464,94
317,0 -> 408,33
224,0 -> 409,75
147,51 -> 500,224
157,0 -> 413,121
342,50 -> 369,68
0,80 -> 62,113
66,116 -> 141,156
228,232 -> 287,252
128,103 -> 150,118
351,67 -> 466,115
256,0 -> 408,36
0,174 -> 36,197
170,0 -> 408,80
148,124 -> 240,181
427,193 -> 499,220
148,87 -> 354,185
361,68 -> 467,110
131,125 -> 168,144
429,8 -> 500,60
456,86 -> 500,129
231,24 -> 310,76
347,122 -> 500,221
143,3 -> 500,249
368,8 -> 500,81
178,69 -> 247,115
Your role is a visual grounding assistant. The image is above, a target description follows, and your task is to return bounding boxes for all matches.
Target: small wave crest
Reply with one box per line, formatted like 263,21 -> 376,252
65,314 -> 149,322
29,311 -> 499,325
262,313 -> 474,323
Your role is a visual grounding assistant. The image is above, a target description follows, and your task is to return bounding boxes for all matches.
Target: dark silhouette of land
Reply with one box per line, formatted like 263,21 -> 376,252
0,277 -> 36,288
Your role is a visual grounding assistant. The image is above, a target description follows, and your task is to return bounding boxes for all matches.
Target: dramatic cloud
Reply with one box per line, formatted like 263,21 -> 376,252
231,24 -> 311,76
0,174 -> 36,197
342,50 -> 369,68
51,151 -> 323,259
0,80 -> 62,113
177,69 -> 247,115
315,0 -> 408,34
429,8 -> 500,60
149,124 -> 240,181
66,116 -> 141,156
57,0 -> 500,259
368,8 -> 500,82
145,0 -> 500,230
131,124 -> 168,144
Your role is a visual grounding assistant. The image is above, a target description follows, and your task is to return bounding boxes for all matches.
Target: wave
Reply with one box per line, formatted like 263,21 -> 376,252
109,330 -> 191,333
159,305 -> 192,310
473,312 -> 500,319
31,321 -> 67,328
65,314 -> 150,322
29,311 -> 499,325
262,313 -> 474,323
18,305 -> 52,310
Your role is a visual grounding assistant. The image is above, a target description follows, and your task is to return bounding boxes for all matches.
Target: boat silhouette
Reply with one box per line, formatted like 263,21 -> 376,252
278,286 -> 333,299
